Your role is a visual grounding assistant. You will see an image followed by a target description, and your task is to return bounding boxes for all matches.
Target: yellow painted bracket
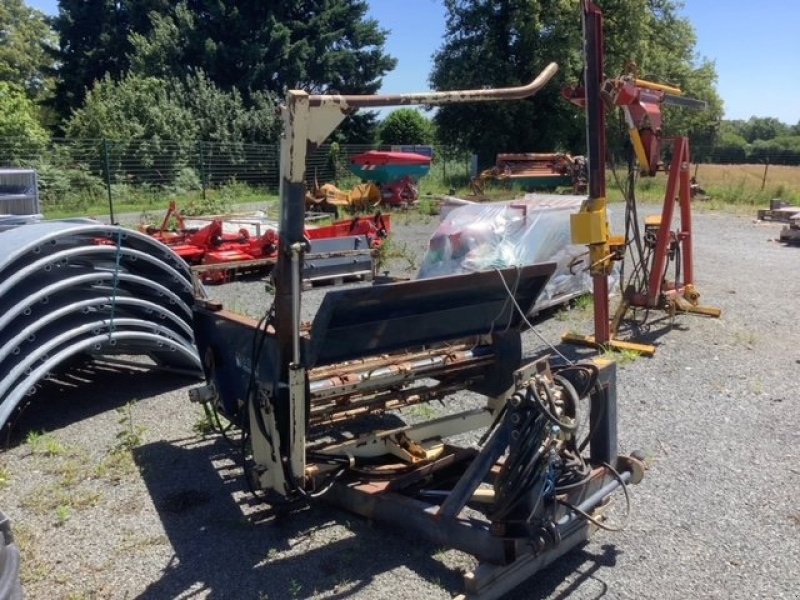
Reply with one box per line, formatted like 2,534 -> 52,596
570,209 -> 608,245
561,332 -> 657,357
628,127 -> 650,173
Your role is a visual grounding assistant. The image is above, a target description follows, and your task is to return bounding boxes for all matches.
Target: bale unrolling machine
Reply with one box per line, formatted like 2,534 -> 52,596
189,4 -> 645,598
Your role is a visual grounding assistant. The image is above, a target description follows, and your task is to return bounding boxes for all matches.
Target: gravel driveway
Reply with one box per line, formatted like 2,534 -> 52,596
0,206 -> 798,599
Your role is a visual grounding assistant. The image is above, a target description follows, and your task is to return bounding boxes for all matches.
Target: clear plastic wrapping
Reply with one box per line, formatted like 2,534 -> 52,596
418,194 -> 616,310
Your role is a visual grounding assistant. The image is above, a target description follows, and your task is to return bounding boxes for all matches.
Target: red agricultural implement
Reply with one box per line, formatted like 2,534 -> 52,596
142,202 -> 390,283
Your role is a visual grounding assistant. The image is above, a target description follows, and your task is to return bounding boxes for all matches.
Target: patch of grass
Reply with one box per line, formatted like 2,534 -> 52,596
95,448 -> 137,483
117,532 -> 168,553
417,197 -> 440,216
602,347 -> 640,366
46,456 -> 91,488
65,593 -> 97,600
22,483 -> 102,516
26,430 -> 69,457
573,294 -> 594,313
407,404 -> 437,419
192,411 -> 216,437
554,308 -> 570,322
377,236 -> 418,271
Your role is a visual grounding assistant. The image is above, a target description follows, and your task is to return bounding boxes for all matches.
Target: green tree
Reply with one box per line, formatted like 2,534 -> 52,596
63,73 -> 198,183
378,109 -> 435,145
63,72 -> 281,183
740,116 -> 790,143
0,0 -> 58,100
128,1 -> 396,142
64,74 -> 197,142
0,81 -> 49,162
430,0 -> 723,166
54,1 -> 396,140
129,1 -> 395,96
748,135 -> 800,166
712,130 -> 747,164
51,0 -> 171,123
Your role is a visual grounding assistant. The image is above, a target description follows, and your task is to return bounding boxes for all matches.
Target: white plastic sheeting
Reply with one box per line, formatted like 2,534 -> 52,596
419,194 -> 616,310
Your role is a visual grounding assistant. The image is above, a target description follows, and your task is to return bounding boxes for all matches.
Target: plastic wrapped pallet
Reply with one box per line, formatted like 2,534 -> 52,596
418,194 -> 615,311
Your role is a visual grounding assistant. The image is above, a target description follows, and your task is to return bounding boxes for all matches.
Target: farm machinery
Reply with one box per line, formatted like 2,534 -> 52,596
143,200 -> 389,283
188,9 -> 647,596
306,150 -> 432,212
470,152 -> 587,196
561,0 -> 720,356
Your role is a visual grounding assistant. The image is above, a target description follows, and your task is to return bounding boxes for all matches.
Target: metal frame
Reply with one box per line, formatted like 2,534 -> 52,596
191,53 -> 646,598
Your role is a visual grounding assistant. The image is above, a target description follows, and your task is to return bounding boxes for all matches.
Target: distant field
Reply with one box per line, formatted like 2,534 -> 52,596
608,162 -> 800,209
695,163 -> 800,191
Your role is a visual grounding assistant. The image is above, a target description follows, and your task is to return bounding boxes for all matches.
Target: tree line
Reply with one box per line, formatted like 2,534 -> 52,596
1,0 -> 798,174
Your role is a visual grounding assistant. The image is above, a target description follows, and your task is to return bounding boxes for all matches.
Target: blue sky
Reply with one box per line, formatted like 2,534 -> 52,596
26,0 -> 800,125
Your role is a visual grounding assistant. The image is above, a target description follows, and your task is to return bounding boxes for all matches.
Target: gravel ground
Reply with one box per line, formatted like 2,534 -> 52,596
1,205 -> 798,600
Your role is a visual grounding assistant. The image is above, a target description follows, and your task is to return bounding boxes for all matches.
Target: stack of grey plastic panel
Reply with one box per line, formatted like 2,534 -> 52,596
0,169 -> 40,217
0,221 -> 202,430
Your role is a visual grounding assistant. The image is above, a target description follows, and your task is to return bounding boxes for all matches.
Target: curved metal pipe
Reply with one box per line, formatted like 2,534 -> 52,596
0,299 -> 194,367
0,318 -> 192,399
0,272 -> 193,332
0,222 -> 190,279
0,245 -> 191,300
309,62 -> 559,108
0,332 -> 201,429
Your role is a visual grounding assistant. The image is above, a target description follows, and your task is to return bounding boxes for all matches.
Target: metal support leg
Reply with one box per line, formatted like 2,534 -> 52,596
589,359 -> 617,465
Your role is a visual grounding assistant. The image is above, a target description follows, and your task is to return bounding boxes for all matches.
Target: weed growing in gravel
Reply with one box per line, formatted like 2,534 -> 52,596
26,431 -> 68,457
193,409 -> 216,437
573,294 -> 594,314
407,404 -> 437,419
417,197 -> 439,217
289,579 -> 302,598
0,464 -> 9,489
602,347 -> 640,366
117,532 -> 168,553
12,523 -> 51,585
334,576 -> 353,591
95,448 -> 137,483
55,505 -> 71,526
48,457 -> 91,488
378,237 -> 418,271
115,402 -> 146,451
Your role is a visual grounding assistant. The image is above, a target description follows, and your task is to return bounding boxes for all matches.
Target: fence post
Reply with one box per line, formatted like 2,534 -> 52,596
102,139 -> 115,224
199,141 -> 207,201
761,158 -> 769,191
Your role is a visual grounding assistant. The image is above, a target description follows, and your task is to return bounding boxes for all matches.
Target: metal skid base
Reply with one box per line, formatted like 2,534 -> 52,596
313,359 -> 642,599
323,451 -> 635,600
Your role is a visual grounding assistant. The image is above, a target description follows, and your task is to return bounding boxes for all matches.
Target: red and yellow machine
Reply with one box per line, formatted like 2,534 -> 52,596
563,0 -> 720,356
